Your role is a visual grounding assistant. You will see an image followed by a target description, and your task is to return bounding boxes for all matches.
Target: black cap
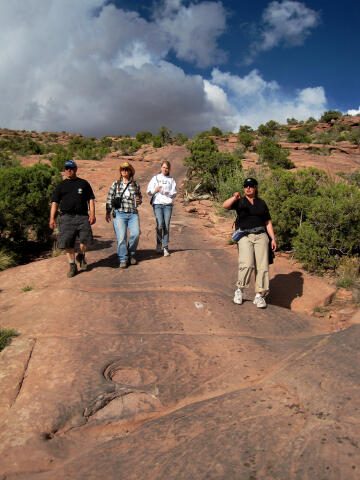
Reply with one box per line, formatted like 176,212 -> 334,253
64,160 -> 77,169
243,177 -> 258,188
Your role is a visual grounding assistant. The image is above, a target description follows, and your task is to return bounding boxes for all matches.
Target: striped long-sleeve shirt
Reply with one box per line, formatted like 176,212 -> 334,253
106,179 -> 142,214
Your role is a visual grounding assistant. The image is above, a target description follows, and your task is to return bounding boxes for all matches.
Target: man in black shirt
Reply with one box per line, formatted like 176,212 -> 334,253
49,160 -> 96,277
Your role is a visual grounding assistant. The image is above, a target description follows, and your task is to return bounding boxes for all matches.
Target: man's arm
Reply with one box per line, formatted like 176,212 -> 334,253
89,199 -> 96,225
49,202 -> 58,229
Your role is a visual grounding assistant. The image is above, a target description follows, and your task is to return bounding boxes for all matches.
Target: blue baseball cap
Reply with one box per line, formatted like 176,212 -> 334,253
64,160 -> 77,169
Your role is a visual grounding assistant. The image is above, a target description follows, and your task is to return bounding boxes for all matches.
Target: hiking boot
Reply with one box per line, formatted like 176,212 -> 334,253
130,257 -> 137,265
163,248 -> 170,257
233,288 -> 243,305
67,263 -> 78,278
119,262 -> 127,269
76,253 -> 87,271
253,295 -> 266,308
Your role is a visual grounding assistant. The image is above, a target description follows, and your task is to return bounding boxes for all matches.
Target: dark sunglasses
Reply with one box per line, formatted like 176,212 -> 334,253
65,167 -> 76,171
121,167 -> 130,171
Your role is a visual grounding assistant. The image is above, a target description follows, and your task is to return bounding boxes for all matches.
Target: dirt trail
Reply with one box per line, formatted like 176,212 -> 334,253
1,149 -> 360,479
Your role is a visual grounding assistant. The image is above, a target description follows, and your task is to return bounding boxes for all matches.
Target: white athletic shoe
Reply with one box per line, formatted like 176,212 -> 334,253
233,289 -> 243,305
163,248 -> 170,257
253,294 -> 266,308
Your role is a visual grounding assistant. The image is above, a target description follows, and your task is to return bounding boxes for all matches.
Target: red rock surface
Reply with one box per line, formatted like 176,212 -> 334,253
1,145 -> 360,479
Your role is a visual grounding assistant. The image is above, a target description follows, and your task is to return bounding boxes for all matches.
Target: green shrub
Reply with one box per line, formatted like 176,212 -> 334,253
320,110 -> 343,123
258,124 -> 275,137
287,128 -> 312,143
293,182 -> 360,271
238,131 -> 255,149
0,152 -> 20,168
158,126 -> 172,144
315,132 -> 332,145
210,126 -> 223,136
257,137 -> 294,169
261,168 -> 329,249
335,256 -> 360,288
0,164 -> 62,245
350,130 -> 360,145
0,327 -> 18,352
185,135 -> 241,194
0,247 -> 17,270
51,150 -> 73,171
173,133 -> 188,145
287,118 -> 299,125
135,131 -> 153,144
239,125 -> 254,133
117,138 -> 142,155
152,136 -> 163,148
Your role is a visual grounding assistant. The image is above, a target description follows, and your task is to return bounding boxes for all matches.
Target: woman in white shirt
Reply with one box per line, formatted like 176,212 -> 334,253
146,161 -> 177,256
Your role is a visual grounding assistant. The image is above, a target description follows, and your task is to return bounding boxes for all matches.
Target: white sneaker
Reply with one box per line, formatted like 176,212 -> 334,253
233,289 -> 243,305
253,294 -> 266,308
163,248 -> 170,257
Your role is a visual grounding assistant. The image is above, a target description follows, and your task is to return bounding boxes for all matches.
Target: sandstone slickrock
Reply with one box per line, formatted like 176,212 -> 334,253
1,146 -> 359,479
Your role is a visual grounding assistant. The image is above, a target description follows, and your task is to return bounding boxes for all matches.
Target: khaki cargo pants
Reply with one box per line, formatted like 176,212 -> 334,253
237,232 -> 269,295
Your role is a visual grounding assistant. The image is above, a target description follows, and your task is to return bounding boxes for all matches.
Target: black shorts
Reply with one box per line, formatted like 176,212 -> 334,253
58,214 -> 93,249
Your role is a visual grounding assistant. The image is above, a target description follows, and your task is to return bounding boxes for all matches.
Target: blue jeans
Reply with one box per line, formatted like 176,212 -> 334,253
113,211 -> 140,263
153,205 -> 173,248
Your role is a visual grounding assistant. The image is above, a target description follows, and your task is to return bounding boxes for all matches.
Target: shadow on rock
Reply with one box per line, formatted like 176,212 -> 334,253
268,271 -> 304,309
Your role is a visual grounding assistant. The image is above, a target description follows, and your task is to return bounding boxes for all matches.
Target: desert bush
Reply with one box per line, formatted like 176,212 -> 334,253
210,126 -> 223,136
152,136 -> 163,148
257,124 -> 275,137
320,110 -> 343,123
51,150 -> 73,171
315,132 -> 332,145
158,126 -> 172,144
0,152 -> 20,168
337,169 -> 360,188
350,130 -> 360,145
293,182 -> 360,271
0,327 -> 18,352
135,131 -> 153,144
0,137 -> 44,155
0,247 -> 17,270
257,137 -> 294,169
238,131 -> 255,149
287,118 -> 299,125
335,256 -> 360,288
173,133 -> 188,145
239,125 -> 254,133
0,164 -> 61,245
117,138 -> 142,155
185,135 -> 241,194
287,128 -> 312,143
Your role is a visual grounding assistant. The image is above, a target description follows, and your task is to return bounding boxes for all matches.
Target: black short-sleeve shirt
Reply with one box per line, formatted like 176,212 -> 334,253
51,177 -> 95,215
231,197 -> 271,230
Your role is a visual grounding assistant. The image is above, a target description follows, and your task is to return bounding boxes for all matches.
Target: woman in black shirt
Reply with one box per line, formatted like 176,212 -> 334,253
223,177 -> 276,308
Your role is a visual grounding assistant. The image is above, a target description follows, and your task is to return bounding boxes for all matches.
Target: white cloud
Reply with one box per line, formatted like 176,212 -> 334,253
347,106 -> 360,116
246,1 -> 320,63
206,70 -> 327,130
0,0 -> 327,137
156,0 -> 227,67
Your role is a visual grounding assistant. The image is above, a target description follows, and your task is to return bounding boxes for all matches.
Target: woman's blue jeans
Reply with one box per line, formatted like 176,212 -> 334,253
113,211 -> 140,263
153,205 -> 173,248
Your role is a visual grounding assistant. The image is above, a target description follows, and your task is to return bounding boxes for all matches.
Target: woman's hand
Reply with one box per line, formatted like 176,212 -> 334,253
136,196 -> 141,205
105,213 -> 112,223
155,186 -> 162,193
234,192 -> 241,200
271,238 -> 277,252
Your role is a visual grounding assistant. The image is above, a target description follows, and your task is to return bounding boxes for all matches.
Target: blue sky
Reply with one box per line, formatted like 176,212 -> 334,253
0,0 -> 359,136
